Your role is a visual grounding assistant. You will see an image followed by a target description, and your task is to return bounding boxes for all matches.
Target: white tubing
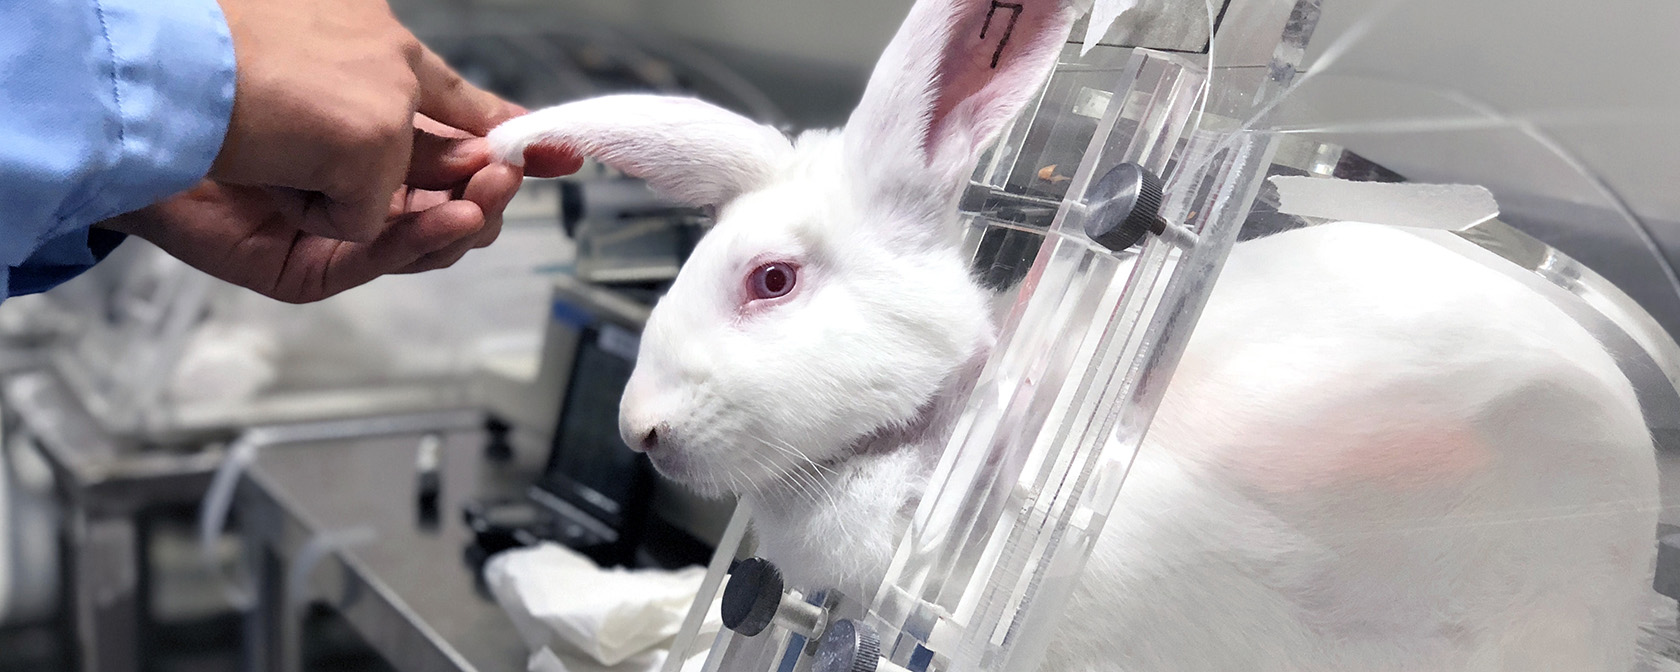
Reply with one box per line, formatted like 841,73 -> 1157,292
199,432 -> 265,610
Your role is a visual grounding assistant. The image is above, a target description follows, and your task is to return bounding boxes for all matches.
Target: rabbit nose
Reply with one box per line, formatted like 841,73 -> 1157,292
622,418 -> 668,454
619,373 -> 669,453
638,425 -> 663,453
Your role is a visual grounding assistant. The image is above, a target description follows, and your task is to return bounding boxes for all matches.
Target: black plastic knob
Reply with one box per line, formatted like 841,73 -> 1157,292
1085,162 -> 1168,252
813,619 -> 881,672
721,557 -> 784,636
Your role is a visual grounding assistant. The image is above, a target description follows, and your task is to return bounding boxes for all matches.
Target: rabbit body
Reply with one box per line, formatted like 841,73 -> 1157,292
488,0 -> 1660,667
744,220 -> 1661,672
1042,225 -> 1659,672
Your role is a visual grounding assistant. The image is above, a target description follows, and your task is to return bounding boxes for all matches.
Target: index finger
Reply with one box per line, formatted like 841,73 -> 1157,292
413,45 -> 524,136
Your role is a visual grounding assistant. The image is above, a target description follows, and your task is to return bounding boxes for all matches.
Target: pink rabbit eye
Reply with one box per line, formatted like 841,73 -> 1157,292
747,262 -> 797,300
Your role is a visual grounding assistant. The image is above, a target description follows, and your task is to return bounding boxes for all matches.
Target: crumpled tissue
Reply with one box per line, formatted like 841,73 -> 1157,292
485,543 -> 721,672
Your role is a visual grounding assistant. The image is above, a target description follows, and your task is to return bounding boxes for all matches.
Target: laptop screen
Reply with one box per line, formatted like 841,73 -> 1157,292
538,321 -> 650,529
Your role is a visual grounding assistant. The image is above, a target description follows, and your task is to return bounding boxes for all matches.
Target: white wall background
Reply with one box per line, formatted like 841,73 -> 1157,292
475,0 -> 911,70
1301,0 -> 1680,223
450,0 -> 1678,323
504,0 -> 1676,221
625,0 -> 1680,321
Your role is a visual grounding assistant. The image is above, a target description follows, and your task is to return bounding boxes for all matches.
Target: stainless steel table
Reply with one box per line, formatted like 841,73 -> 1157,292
238,421 -> 550,672
2,368 -> 214,672
1,367 -> 506,672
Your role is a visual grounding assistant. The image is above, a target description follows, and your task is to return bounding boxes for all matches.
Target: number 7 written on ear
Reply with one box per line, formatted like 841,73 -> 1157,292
981,1 -> 1024,68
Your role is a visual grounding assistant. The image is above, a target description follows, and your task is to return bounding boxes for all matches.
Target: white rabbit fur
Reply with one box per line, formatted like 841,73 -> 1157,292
488,0 -> 1661,668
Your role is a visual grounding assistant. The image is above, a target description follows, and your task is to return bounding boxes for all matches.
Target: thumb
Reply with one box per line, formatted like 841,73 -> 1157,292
406,130 -> 492,191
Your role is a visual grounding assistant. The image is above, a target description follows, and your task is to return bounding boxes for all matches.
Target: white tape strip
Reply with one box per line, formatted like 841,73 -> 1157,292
1269,176 -> 1500,231
1082,0 -> 1143,55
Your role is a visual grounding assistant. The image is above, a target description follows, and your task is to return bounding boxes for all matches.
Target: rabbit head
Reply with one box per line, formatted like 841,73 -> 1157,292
489,0 -> 1075,498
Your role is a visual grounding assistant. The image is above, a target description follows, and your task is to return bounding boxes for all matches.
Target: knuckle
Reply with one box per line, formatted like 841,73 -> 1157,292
330,116 -> 377,152
337,112 -> 409,158
396,35 -> 425,67
433,67 -> 465,95
374,113 -> 411,146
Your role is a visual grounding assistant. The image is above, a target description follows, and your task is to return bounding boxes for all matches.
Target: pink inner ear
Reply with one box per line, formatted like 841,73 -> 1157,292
926,0 -> 1066,157
521,143 -> 585,179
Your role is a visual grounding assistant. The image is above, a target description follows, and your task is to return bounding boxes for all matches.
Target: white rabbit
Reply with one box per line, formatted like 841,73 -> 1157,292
488,0 -> 1662,669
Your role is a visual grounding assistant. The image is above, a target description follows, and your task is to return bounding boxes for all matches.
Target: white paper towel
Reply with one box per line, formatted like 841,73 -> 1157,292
485,543 -> 721,672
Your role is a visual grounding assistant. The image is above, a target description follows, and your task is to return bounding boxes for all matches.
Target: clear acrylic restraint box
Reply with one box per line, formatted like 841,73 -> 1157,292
664,1 -> 1680,671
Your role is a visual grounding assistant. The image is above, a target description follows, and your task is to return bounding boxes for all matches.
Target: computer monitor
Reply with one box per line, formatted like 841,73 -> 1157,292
532,317 -> 655,563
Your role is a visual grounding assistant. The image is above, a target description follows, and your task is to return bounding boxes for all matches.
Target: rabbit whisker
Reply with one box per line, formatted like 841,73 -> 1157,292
749,435 -> 843,506
743,446 -> 823,506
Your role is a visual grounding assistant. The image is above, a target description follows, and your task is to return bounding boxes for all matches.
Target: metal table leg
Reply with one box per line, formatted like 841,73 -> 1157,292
238,475 -> 303,672
65,511 -> 139,672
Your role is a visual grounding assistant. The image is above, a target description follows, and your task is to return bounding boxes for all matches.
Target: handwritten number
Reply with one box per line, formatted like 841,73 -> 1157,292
980,1 -> 1023,69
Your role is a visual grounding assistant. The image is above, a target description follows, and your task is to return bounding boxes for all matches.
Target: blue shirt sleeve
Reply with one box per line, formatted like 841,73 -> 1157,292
0,0 -> 236,298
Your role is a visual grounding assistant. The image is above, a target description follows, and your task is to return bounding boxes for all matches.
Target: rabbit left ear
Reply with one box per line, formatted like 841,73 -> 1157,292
488,94 -> 794,208
845,0 -> 1076,216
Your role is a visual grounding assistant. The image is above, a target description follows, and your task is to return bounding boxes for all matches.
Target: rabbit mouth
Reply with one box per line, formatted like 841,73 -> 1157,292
647,450 -> 739,499
644,449 -> 702,487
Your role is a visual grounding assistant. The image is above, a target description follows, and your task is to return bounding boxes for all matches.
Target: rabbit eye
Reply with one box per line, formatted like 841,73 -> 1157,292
747,262 -> 797,300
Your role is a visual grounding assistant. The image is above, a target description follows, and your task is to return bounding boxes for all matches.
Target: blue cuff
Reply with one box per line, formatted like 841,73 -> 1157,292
3,229 -> 127,298
75,0 -> 237,225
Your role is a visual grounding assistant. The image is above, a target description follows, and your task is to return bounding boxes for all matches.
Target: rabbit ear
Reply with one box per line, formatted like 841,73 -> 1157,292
846,0 -> 1075,212
488,94 -> 794,207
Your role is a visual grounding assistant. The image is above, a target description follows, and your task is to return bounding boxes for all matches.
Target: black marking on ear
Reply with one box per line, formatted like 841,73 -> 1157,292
981,1 -> 1024,69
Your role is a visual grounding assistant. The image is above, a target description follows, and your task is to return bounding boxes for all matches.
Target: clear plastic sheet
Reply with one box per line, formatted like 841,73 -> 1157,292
0,216 -> 570,440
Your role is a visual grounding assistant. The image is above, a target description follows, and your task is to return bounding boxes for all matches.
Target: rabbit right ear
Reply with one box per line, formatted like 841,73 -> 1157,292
488,94 -> 794,207
845,0 -> 1075,240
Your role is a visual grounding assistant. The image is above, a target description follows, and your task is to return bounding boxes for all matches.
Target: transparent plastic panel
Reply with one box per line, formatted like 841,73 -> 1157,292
865,4 -> 1318,671
677,1 -> 1322,670
1276,0 -> 1680,338
1244,0 -> 1680,455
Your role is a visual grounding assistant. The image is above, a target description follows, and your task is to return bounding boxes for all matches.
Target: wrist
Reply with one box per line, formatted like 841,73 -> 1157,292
94,208 -> 153,238
84,0 -> 238,220
208,0 -> 250,183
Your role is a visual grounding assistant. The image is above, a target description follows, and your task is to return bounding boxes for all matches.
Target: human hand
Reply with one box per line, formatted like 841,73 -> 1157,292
207,0 -> 576,241
101,131 -> 528,304
115,0 -> 583,302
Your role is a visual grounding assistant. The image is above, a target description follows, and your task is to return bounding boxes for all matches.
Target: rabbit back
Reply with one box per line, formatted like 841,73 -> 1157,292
1046,221 -> 1659,671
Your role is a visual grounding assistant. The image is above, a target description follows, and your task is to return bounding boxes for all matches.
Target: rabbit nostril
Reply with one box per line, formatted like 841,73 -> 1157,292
640,427 -> 661,453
